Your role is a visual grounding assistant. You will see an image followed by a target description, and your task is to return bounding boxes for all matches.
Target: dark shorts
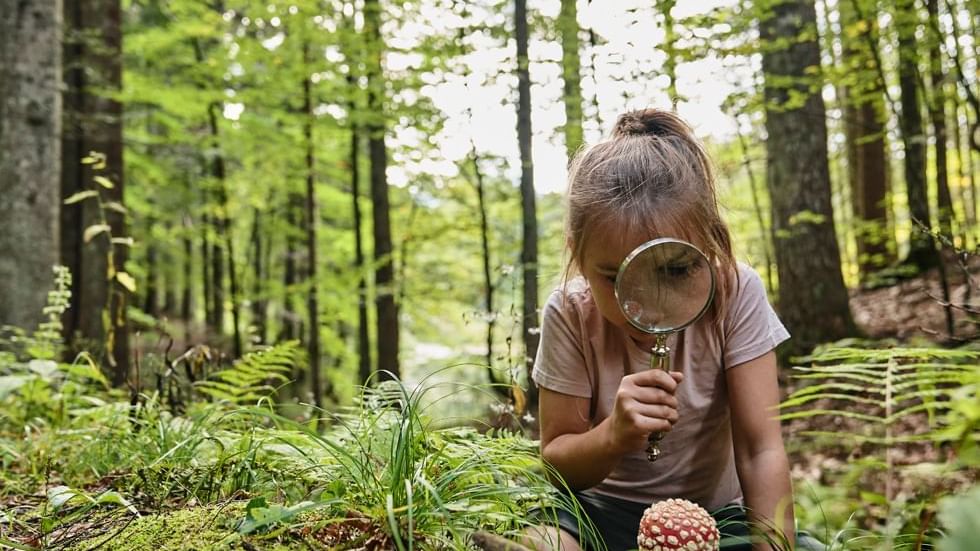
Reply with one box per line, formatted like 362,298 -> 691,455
546,490 -> 755,551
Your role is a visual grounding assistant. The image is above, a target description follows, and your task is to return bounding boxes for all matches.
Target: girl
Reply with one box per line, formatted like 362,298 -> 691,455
526,109 -> 796,551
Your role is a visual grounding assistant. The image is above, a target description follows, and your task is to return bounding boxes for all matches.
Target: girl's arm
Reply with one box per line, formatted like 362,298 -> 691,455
538,369 -> 683,490
727,350 -> 795,550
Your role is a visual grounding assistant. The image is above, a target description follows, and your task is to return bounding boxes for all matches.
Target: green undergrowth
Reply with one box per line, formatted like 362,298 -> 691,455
64,503 -> 251,551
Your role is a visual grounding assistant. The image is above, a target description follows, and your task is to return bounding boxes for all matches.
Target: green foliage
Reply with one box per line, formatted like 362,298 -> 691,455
783,345 -> 979,448
783,343 -> 980,549
937,484 -> 980,551
194,341 -> 300,405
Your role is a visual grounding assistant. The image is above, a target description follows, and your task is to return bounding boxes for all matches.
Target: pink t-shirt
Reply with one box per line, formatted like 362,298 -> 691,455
531,263 -> 790,511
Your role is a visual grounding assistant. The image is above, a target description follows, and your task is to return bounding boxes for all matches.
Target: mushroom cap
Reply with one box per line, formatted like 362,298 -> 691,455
637,498 -> 720,551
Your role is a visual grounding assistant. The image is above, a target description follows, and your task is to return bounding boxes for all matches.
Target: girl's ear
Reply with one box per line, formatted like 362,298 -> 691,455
565,236 -> 575,251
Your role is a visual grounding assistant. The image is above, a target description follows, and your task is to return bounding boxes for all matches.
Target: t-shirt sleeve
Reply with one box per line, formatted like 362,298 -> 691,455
723,266 -> 791,369
531,290 -> 593,398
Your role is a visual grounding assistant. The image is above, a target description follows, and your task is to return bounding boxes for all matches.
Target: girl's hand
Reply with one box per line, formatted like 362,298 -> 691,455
607,370 -> 684,454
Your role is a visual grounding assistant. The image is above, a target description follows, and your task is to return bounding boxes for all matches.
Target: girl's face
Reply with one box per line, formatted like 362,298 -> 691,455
578,226 -> 659,345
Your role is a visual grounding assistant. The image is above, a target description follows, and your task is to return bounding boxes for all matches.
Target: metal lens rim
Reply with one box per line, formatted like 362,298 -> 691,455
613,237 -> 717,335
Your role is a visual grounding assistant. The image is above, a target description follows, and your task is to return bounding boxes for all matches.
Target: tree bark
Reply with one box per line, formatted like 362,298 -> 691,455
839,0 -> 893,279
927,0 -> 954,239
249,208 -> 268,345
60,0 -> 128,382
0,0 -> 62,331
896,0 -> 937,269
558,0 -> 583,160
302,42 -> 323,409
349,96 -> 372,386
760,0 -> 855,355
515,0 -> 540,410
365,0 -> 400,381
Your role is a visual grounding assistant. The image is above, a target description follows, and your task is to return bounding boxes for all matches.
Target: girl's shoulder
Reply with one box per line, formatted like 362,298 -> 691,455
544,276 -> 596,319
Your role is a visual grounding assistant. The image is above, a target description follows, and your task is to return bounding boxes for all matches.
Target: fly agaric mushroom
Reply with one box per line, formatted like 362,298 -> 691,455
637,498 -> 720,551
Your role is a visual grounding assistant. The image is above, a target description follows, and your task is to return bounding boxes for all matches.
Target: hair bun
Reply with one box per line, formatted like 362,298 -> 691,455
612,108 -> 690,138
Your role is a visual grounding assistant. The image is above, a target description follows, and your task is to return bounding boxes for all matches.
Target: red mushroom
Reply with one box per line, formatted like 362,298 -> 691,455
637,498 -> 720,551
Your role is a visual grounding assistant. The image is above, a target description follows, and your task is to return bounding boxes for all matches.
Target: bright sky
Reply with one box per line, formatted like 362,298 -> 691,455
388,0 -> 745,194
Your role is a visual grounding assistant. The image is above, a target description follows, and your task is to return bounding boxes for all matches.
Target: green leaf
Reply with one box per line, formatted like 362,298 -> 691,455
938,485 -> 980,551
115,271 -> 137,293
93,175 -> 115,189
83,224 -> 111,243
64,190 -> 99,205
47,486 -> 83,510
104,201 -> 128,214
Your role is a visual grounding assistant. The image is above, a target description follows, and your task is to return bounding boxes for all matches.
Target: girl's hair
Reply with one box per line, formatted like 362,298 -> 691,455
564,108 -> 737,322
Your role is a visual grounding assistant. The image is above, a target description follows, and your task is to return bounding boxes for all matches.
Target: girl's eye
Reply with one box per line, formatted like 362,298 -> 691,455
663,262 -> 699,280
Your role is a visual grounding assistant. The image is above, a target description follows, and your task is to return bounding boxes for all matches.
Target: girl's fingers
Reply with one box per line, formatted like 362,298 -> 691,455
629,369 -> 683,391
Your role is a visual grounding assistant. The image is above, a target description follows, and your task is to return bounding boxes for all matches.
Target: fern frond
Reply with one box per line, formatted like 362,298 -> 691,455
194,341 -> 300,406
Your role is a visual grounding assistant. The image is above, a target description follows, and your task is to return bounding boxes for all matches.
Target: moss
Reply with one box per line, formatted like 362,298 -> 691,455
66,503 -> 252,551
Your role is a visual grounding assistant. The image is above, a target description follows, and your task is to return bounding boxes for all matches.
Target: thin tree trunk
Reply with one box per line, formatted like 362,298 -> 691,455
201,211 -> 214,330
0,0 -> 62,331
840,0 -> 892,279
657,0 -> 679,106
181,216 -> 193,336
587,26 -> 603,131
927,0 -> 955,240
558,0 -> 583,160
471,155 -> 496,371
734,119 -> 775,296
896,0 -> 937,269
206,103 -> 242,357
145,239 -> 159,316
302,42 -> 323,409
249,208 -> 268,345
350,103 -> 372,385
281,200 -> 301,343
365,0 -> 400,380
515,0 -> 540,411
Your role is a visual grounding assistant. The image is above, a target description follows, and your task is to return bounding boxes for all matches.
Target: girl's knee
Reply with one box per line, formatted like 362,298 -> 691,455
520,526 -> 583,551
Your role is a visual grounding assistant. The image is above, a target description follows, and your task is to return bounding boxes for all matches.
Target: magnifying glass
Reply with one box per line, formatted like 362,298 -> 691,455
614,238 -> 716,462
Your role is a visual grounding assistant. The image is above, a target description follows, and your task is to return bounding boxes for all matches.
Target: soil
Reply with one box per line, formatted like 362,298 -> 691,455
847,255 -> 980,344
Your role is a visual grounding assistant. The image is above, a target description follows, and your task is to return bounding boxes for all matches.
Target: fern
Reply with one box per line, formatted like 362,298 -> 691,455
194,341 -> 300,405
782,345 -> 980,507
783,346 -> 979,443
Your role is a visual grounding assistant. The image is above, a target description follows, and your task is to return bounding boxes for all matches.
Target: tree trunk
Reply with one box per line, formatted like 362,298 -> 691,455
515,0 -> 540,411
558,0 -> 583,160
349,96 -> 372,386
249,208 -> 268,345
201,211 -> 214,330
145,238 -> 159,316
760,0 -> 855,356
657,0 -> 679,106
365,0 -> 400,381
181,217 -> 193,332
206,103 -> 242,357
896,0 -> 937,269
0,0 -> 62,331
302,42 -> 323,409
281,200 -> 301,343
927,0 -> 954,239
60,0 -> 128,382
471,155 -> 496,372
839,0 -> 893,280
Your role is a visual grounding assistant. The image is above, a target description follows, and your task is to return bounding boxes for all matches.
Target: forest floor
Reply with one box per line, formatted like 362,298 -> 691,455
848,253 -> 980,344
784,254 -> 979,527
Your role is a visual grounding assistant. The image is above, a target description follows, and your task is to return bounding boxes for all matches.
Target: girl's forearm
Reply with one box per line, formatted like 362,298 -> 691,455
738,449 -> 795,551
541,419 -> 625,490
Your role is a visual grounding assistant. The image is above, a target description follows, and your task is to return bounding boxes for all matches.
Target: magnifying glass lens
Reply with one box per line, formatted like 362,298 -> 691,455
615,239 -> 715,334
